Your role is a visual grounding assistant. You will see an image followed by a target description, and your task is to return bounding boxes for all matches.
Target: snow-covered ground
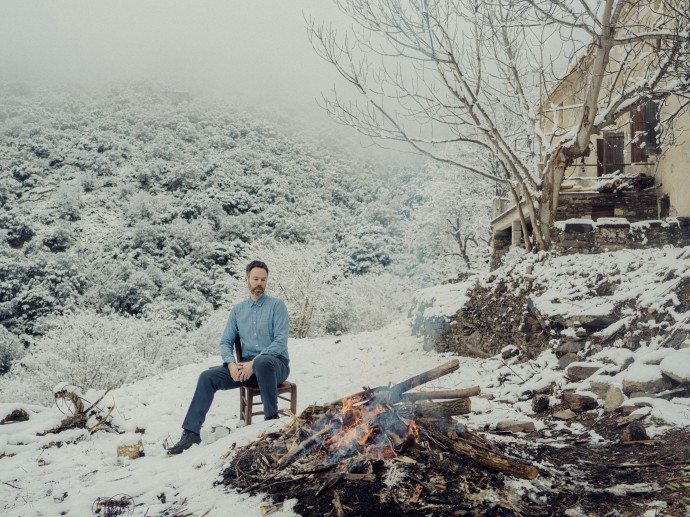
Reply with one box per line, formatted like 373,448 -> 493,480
2,246 -> 690,516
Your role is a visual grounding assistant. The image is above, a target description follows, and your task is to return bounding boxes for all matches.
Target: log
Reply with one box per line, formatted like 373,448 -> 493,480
387,360 -> 460,403
426,425 -> 538,480
402,386 -> 480,401
398,398 -> 471,418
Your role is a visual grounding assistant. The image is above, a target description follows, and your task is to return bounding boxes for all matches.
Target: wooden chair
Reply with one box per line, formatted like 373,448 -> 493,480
234,335 -> 297,425
239,381 -> 297,425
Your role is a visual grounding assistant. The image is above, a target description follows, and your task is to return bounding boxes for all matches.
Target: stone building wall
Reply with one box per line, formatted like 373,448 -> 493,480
552,217 -> 690,254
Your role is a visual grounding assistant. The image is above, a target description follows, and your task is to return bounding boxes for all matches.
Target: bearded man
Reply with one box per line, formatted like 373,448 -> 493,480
168,260 -> 290,455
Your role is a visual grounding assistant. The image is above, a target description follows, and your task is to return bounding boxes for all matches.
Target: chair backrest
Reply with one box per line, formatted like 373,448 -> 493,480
234,334 -> 242,362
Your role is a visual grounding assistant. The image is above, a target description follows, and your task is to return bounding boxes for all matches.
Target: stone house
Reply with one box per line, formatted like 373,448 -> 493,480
491,10 -> 690,265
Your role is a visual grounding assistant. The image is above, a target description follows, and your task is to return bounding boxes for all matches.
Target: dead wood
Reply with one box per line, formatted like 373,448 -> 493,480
277,423 -> 334,467
425,424 -> 538,480
387,359 -> 460,403
399,398 -> 471,418
402,386 -> 480,401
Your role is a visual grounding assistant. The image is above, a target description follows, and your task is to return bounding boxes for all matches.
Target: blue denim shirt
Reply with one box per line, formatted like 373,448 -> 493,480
219,294 -> 289,363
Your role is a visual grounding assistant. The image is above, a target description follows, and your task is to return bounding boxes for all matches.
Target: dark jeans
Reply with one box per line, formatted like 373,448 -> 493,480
182,355 -> 289,434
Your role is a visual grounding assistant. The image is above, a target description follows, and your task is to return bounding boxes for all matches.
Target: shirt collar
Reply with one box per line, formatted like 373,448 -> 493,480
249,293 -> 266,307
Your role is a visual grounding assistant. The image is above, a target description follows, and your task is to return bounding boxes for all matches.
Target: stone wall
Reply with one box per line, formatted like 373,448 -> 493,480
556,190 -> 658,220
552,217 -> 690,254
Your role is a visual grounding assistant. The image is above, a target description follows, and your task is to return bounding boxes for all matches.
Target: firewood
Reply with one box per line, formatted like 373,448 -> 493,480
402,386 -> 480,401
387,360 -> 460,403
277,423 -> 334,466
425,425 -> 538,480
397,398 -> 471,418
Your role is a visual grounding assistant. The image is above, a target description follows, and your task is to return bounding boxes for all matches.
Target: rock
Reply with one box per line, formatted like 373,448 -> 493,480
579,315 -> 619,332
622,364 -> 673,395
496,420 -> 536,434
589,379 -> 613,399
566,363 -> 603,381
616,407 -> 651,427
501,345 -> 520,360
659,348 -> 690,384
532,394 -> 550,413
622,421 -> 649,442
117,440 -> 144,460
666,332 -> 689,349
563,393 -> 598,413
556,341 -> 583,357
0,408 -> 29,424
558,353 -> 579,370
553,409 -> 577,420
604,386 -> 625,411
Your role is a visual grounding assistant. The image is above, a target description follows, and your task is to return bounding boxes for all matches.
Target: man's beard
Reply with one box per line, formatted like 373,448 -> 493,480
251,286 -> 264,296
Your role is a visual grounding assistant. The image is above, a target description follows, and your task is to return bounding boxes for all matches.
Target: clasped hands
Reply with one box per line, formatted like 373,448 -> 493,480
229,360 -> 254,382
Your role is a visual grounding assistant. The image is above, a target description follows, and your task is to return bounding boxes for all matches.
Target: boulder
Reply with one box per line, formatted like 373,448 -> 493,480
659,348 -> 690,384
604,386 -> 625,411
589,379 -> 613,399
496,420 -> 536,434
566,363 -> 603,381
532,394 -> 550,413
558,353 -> 579,370
556,341 -> 583,357
622,364 -> 673,395
563,393 -> 598,412
622,421 -> 649,442
553,409 -> 577,420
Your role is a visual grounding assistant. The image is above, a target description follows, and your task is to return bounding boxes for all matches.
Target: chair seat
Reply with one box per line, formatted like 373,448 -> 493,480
239,381 -> 297,425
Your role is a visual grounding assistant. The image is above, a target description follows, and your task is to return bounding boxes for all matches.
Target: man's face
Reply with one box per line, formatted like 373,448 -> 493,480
246,267 -> 268,299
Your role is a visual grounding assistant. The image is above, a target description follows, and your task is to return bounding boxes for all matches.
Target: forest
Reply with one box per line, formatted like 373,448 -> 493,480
0,83 -> 493,402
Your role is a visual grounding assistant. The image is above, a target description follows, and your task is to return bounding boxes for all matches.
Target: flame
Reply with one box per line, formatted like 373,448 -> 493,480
322,395 -> 412,464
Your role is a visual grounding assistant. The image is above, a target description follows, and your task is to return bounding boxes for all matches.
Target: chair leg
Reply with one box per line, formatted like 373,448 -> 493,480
239,387 -> 246,423
245,389 -> 254,426
290,384 -> 297,415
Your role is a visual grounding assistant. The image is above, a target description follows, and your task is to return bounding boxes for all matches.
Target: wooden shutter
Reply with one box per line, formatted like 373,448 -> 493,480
631,107 -> 647,163
644,101 -> 658,154
604,132 -> 625,175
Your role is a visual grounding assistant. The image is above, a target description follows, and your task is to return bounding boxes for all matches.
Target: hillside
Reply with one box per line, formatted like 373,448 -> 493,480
0,83 -> 494,402
1,245 -> 689,516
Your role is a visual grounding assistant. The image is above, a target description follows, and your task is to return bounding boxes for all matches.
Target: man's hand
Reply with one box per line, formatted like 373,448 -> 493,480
228,362 -> 241,382
237,360 -> 254,382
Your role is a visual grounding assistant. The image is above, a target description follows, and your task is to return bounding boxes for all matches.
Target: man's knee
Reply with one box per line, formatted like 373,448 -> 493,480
253,355 -> 275,374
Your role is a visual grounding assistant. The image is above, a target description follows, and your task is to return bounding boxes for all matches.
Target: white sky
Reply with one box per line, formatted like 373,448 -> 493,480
0,1 -> 349,117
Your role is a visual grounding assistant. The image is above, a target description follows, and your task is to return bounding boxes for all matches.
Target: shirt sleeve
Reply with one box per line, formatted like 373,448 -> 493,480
219,308 -> 239,363
258,299 -> 289,359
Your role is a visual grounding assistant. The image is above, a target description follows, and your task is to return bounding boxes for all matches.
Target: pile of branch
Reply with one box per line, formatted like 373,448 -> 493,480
221,361 -> 538,515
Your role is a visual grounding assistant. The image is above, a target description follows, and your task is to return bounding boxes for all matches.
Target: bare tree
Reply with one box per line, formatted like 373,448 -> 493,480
307,0 -> 690,250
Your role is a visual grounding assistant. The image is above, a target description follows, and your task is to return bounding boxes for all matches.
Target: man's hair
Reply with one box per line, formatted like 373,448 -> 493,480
246,260 -> 269,276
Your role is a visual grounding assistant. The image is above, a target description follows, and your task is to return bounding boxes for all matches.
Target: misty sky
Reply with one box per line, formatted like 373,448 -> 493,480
0,1 -> 350,117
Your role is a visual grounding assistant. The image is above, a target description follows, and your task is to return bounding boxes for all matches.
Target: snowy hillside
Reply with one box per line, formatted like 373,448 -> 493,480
2,245 -> 689,516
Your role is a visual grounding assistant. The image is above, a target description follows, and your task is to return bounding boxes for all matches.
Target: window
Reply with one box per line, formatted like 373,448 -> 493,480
597,132 -> 625,176
631,101 -> 659,163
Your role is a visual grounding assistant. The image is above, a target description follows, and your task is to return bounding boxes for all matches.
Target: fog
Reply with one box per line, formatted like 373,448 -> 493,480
0,1 -> 353,119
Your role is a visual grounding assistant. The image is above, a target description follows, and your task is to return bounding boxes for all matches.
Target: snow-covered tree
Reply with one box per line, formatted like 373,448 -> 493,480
308,0 -> 690,250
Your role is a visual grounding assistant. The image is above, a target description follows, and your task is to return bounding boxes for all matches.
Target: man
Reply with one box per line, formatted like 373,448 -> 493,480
168,260 -> 290,455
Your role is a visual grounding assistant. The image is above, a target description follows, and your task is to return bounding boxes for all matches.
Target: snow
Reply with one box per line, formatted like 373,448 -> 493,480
3,245 -> 690,515
659,348 -> 690,381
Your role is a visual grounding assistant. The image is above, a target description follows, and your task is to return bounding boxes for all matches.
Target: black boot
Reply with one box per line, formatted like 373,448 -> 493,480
167,430 -> 201,455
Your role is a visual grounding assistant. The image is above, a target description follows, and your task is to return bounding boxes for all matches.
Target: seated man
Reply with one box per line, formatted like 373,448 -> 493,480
168,260 -> 290,455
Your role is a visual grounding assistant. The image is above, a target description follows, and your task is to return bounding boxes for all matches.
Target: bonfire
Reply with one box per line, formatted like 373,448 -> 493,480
221,361 -> 539,515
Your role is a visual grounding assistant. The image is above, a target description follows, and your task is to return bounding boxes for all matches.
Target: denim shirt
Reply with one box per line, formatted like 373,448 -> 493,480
219,294 -> 289,364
